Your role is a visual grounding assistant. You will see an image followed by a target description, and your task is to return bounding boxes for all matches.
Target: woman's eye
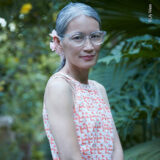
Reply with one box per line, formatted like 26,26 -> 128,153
91,34 -> 101,39
72,35 -> 83,41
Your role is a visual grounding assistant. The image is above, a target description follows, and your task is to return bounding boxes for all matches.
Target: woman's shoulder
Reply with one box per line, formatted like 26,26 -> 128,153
43,74 -> 74,109
43,75 -> 74,120
45,74 -> 73,97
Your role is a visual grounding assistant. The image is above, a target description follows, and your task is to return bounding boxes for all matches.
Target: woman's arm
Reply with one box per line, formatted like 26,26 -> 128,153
44,77 -> 82,160
112,121 -> 124,160
96,82 -> 124,160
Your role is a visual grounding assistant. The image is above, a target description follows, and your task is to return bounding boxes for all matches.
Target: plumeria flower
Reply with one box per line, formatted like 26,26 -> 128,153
49,29 -> 64,58
50,41 -> 56,52
49,29 -> 58,37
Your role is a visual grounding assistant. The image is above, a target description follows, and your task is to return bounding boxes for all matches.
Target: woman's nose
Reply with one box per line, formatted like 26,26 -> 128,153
83,37 -> 94,51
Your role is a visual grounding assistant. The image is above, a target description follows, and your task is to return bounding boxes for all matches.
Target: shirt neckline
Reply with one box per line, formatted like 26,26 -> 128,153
56,71 -> 91,88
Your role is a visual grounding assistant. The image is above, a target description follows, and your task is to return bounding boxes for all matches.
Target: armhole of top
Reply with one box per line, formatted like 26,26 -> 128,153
51,74 -> 76,107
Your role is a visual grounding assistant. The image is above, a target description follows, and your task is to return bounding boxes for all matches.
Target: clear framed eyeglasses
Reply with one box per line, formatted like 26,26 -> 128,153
60,31 -> 106,47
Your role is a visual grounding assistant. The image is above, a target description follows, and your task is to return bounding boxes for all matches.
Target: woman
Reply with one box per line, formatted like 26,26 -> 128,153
43,2 -> 124,160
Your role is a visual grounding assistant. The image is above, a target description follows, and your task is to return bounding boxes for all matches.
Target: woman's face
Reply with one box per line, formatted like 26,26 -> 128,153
61,15 -> 101,70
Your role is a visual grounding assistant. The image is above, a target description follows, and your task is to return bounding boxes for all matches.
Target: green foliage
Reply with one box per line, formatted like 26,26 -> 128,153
0,141 -> 24,160
90,58 -> 160,148
124,138 -> 160,160
0,0 -> 62,159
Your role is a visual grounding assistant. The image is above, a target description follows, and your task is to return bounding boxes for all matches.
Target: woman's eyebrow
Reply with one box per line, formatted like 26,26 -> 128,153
71,32 -> 84,35
64,32 -> 84,37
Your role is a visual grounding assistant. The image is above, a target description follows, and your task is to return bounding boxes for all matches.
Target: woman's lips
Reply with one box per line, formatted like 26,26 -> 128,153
80,55 -> 95,61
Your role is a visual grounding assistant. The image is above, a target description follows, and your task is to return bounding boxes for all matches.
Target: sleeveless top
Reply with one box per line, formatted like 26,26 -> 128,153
42,72 -> 114,160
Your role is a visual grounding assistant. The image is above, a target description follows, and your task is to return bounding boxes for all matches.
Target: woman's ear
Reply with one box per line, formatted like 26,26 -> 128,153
53,36 -> 64,50
53,36 -> 64,55
53,36 -> 61,46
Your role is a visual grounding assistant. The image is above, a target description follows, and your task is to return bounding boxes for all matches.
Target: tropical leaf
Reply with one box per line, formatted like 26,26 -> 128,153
124,138 -> 160,160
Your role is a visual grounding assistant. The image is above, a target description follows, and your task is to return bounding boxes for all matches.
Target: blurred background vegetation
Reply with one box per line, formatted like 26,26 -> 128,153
0,0 -> 160,159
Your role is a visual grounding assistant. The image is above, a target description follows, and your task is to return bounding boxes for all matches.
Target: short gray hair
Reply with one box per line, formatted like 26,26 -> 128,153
55,2 -> 101,37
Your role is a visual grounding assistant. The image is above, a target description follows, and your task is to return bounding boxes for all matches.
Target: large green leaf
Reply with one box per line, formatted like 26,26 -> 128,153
124,138 -> 160,160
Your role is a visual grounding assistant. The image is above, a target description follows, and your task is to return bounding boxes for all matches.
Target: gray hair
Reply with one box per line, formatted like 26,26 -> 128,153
54,2 -> 101,73
56,2 -> 101,37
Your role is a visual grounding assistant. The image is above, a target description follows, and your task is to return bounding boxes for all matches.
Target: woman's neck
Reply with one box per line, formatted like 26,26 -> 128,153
60,66 -> 90,84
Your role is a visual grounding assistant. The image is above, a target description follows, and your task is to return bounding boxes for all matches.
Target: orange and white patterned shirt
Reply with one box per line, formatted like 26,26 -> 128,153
42,72 -> 114,160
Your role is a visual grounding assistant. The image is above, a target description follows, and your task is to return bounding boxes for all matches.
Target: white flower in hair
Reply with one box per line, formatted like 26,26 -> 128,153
49,29 -> 64,58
